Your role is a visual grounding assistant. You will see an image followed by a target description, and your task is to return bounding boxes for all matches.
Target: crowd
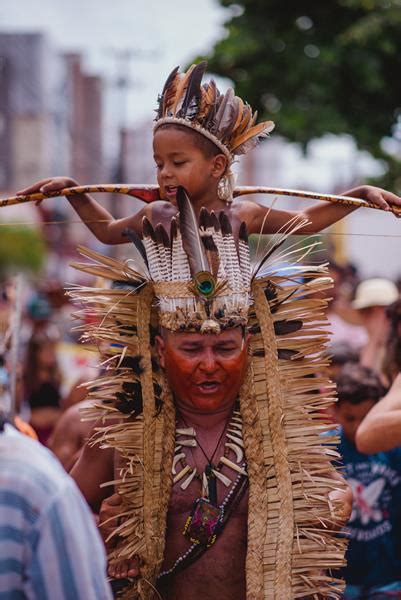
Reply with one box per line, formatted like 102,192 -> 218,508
2,257 -> 401,599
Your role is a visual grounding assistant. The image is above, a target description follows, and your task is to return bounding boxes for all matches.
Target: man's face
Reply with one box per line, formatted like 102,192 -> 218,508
156,328 -> 250,414
334,399 -> 376,443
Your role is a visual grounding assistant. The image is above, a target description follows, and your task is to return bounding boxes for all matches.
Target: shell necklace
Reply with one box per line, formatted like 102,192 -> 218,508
172,407 -> 246,504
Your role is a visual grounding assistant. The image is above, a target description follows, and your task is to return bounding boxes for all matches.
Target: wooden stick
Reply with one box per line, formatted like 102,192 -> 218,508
0,184 -> 400,215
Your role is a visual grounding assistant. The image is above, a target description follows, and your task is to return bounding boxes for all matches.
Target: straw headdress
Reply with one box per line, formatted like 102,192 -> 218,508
70,189 -> 347,598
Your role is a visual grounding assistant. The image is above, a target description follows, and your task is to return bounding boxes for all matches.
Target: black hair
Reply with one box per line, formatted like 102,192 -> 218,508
326,342 -> 359,366
155,123 -> 222,160
335,363 -> 385,405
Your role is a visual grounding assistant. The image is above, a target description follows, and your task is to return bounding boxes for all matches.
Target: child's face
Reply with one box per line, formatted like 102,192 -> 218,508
334,399 -> 376,443
153,127 -> 223,204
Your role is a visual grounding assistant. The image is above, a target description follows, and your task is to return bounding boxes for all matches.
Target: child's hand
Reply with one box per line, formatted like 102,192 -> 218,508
343,185 -> 401,216
98,493 -> 140,579
17,177 -> 79,204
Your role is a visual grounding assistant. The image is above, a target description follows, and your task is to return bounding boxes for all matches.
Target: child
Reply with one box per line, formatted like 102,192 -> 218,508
18,61 -> 401,243
334,363 -> 401,599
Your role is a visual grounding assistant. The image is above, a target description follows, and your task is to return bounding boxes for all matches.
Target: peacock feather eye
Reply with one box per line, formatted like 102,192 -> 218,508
193,272 -> 216,298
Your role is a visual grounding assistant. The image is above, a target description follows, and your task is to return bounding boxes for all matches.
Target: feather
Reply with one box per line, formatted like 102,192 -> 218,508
233,103 -> 253,138
198,80 -> 217,123
232,96 -> 244,132
155,223 -> 171,281
211,87 -> 234,138
219,212 -> 240,291
142,217 -> 161,280
158,66 -> 180,118
170,217 -> 191,281
202,233 -> 219,279
238,221 -> 251,286
171,65 -> 196,116
210,211 -> 226,279
177,61 -> 207,120
231,121 -> 275,154
251,214 -> 308,281
176,187 -> 209,276
274,320 -> 303,336
221,94 -> 241,143
122,228 -> 150,279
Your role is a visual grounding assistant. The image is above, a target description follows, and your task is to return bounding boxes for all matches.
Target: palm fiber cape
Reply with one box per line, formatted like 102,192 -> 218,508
69,211 -> 347,600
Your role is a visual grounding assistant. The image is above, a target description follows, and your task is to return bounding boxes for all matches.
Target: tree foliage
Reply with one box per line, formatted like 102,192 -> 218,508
0,225 -> 45,276
202,0 -> 401,189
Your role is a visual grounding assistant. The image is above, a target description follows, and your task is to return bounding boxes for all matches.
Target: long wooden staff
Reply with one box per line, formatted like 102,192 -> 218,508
0,184 -> 400,216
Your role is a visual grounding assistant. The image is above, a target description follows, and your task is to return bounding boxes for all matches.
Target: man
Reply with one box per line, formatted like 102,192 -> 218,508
70,188 -> 350,599
0,416 -> 112,599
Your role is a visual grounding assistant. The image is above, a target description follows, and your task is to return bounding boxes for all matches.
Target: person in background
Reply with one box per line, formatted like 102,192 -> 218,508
351,277 -> 399,381
0,415 -> 112,599
23,333 -> 62,444
333,363 -> 401,599
48,398 -> 94,471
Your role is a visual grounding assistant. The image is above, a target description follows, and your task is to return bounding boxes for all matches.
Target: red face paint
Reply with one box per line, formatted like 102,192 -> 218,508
156,328 -> 249,414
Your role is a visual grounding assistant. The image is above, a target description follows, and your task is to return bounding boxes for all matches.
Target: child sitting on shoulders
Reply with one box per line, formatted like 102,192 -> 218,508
18,61 -> 401,244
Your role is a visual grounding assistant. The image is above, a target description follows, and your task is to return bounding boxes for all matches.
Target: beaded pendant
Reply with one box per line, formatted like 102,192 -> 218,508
183,497 -> 224,547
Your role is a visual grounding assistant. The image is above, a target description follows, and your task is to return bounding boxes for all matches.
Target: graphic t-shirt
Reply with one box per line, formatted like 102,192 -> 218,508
338,429 -> 401,587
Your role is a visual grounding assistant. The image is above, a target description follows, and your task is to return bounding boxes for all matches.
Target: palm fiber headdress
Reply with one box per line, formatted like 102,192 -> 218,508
70,192 -> 347,599
154,61 -> 275,201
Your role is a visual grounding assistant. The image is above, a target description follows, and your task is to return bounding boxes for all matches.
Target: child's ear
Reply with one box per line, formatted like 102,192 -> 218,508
211,154 -> 228,178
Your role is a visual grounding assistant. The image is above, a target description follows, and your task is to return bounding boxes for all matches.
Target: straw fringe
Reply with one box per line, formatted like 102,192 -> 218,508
248,272 -> 347,599
70,250 -> 347,599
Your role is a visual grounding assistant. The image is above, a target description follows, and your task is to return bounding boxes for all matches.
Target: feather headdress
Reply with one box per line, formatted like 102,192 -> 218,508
154,62 -> 274,200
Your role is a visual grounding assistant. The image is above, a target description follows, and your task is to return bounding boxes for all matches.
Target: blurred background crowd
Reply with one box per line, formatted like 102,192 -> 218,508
1,0 -> 401,597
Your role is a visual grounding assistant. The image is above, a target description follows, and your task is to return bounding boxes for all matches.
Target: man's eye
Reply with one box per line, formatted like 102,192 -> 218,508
173,161 -> 185,166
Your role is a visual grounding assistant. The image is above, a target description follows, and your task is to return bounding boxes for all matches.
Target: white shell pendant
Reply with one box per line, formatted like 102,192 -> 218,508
176,427 -> 196,436
226,432 -> 244,448
180,467 -> 197,490
212,469 -> 232,487
220,456 -> 247,476
176,438 -> 197,447
225,442 -> 243,464
173,464 -> 191,484
172,452 -> 186,475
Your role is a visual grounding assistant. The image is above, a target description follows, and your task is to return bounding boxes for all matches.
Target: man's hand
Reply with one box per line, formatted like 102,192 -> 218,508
98,492 -> 140,579
343,185 -> 401,216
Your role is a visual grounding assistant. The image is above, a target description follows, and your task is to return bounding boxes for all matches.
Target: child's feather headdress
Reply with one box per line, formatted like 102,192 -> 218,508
154,61 -> 275,165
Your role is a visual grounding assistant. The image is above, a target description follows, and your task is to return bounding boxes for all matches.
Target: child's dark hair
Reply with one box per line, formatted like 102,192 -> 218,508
326,342 -> 359,367
155,123 -> 221,159
335,363 -> 385,405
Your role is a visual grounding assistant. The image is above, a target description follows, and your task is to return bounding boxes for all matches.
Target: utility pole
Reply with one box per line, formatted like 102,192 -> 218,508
106,48 -> 156,215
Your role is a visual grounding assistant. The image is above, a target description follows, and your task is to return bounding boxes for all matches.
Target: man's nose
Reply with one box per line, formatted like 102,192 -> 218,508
199,350 -> 218,372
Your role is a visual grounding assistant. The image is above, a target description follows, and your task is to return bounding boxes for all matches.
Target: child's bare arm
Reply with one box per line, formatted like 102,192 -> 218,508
18,177 -> 153,244
236,185 -> 401,235
356,373 -> 401,454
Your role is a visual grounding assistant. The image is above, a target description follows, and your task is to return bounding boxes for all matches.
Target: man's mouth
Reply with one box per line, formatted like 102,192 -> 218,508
195,381 -> 221,394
